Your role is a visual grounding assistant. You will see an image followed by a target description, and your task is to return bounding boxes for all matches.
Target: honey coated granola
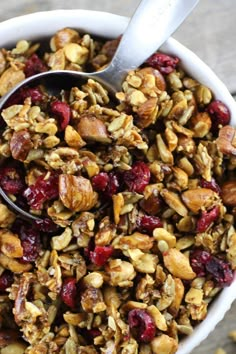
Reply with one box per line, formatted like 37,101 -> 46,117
0,27 -> 235,354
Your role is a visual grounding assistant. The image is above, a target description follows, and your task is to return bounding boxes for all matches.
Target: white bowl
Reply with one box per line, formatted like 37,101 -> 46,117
0,9 -> 235,354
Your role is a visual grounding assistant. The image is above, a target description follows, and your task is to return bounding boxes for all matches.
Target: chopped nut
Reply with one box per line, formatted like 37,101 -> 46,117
182,188 -> 218,213
64,125 -> 86,148
221,181 -> 236,207
77,114 -> 111,143
64,43 -> 89,64
153,228 -> 176,248
51,227 -> 72,250
0,229 -> 23,258
0,204 -> 15,227
185,287 -> 203,305
10,129 -> 33,161
163,248 -> 196,280
59,174 -> 98,212
147,305 -> 167,331
161,189 -> 188,216
0,253 -> 31,273
216,125 -> 236,155
0,67 -> 25,96
151,334 -> 178,354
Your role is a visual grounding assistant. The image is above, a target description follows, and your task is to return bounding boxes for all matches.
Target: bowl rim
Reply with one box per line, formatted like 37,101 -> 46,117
0,9 -> 235,354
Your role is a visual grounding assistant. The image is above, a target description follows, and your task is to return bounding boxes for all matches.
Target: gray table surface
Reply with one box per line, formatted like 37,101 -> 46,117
0,1 -> 235,353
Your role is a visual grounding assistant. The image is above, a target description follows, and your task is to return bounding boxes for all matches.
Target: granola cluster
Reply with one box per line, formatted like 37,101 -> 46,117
0,27 -> 235,354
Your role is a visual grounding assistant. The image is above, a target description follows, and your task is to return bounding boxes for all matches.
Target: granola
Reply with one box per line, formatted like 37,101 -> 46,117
0,27 -> 235,353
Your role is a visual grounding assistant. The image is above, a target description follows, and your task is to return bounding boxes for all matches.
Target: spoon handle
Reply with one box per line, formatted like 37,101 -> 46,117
96,0 -> 199,91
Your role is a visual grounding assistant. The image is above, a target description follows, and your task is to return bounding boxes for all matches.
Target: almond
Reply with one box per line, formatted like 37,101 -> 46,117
10,129 -> 33,161
77,114 -> 111,143
163,248 -> 196,280
221,180 -> 236,206
59,174 -> 98,212
181,188 -> 217,213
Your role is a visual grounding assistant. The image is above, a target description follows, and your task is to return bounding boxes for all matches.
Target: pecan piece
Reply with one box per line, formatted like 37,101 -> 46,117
77,114 -> 111,143
221,180 -> 236,206
216,125 -> 236,155
59,174 -> 98,212
10,129 -> 33,161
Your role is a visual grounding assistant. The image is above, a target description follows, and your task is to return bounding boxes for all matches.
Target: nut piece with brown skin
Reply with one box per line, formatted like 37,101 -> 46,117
216,125 -> 236,155
10,129 -> 33,161
59,174 -> 98,212
182,188 -> 218,213
221,180 -> 236,207
77,114 -> 111,143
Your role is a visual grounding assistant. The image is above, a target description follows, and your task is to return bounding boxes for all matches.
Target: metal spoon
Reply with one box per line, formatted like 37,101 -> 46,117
0,0 -> 199,221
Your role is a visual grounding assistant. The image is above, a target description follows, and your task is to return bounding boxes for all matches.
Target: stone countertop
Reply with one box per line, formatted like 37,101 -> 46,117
0,1 -> 235,353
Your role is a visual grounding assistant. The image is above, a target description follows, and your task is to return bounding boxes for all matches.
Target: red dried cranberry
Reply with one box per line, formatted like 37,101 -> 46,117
86,329 -> 101,339
105,172 -> 120,197
206,257 -> 234,287
19,224 -> 41,262
190,249 -> 211,277
50,100 -> 71,131
0,270 -> 14,292
24,53 -> 47,77
61,277 -> 77,308
196,206 -> 220,233
137,215 -> 163,234
92,171 -> 120,198
124,162 -> 150,193
206,100 -> 230,133
92,172 -> 109,192
33,218 -> 60,233
0,167 -> 25,194
90,246 -> 113,266
23,172 -> 59,210
128,309 -> 155,343
200,178 -> 221,194
146,52 -> 179,74
5,86 -> 44,107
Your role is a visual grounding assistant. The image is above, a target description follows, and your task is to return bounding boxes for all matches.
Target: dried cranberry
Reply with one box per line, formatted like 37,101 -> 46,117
105,172 -> 120,197
33,218 -> 60,233
128,309 -> 155,343
196,206 -> 220,233
0,167 -> 25,194
124,162 -> 150,193
23,172 -> 59,210
190,249 -> 211,277
61,277 -> 78,308
19,224 -> 41,262
5,86 -> 44,107
92,171 -> 120,198
24,53 -> 47,77
92,172 -> 109,191
137,215 -> 163,234
0,270 -> 14,292
50,100 -> 71,131
90,246 -> 113,266
200,178 -> 221,194
206,100 -> 230,133
146,52 -> 179,74
206,257 -> 234,287
86,329 -> 101,339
